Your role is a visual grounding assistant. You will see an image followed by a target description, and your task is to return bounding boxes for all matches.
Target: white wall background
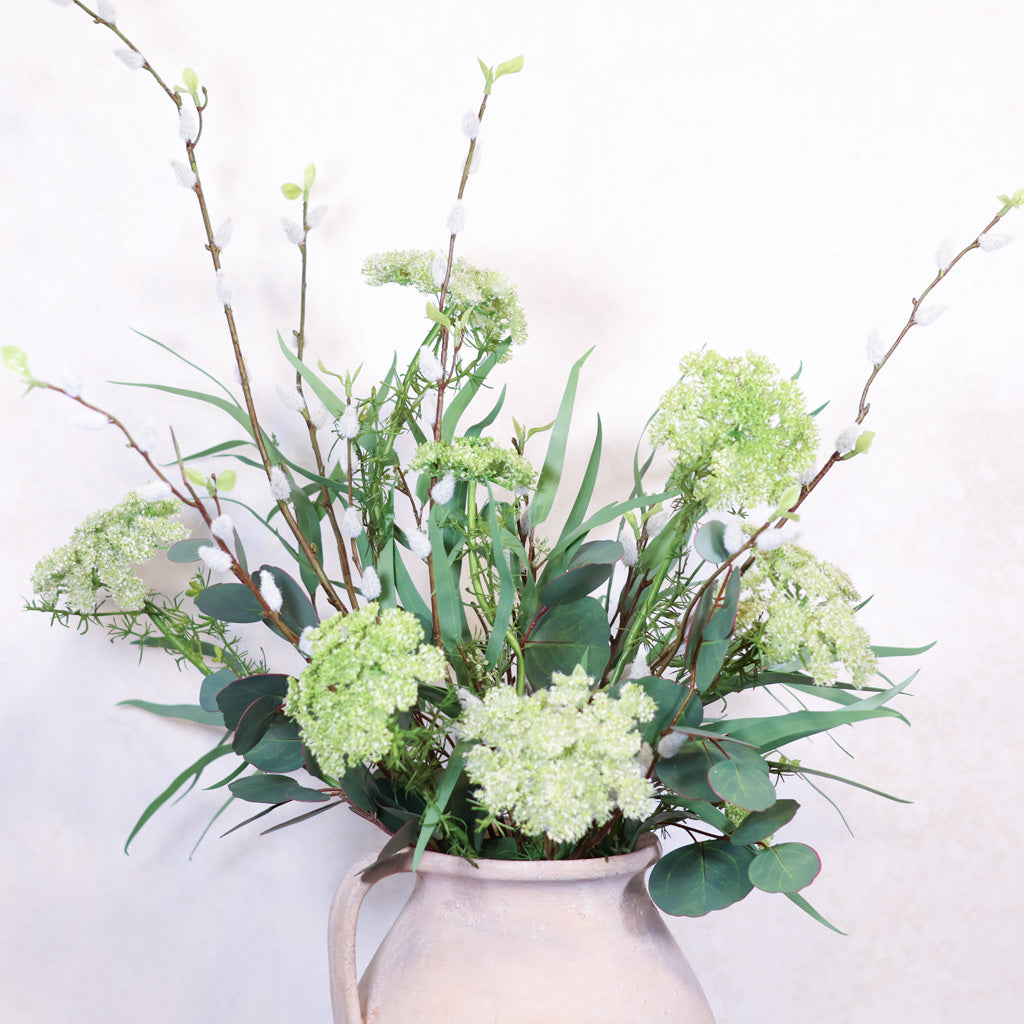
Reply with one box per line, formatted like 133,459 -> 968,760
2,1 -> 1022,1021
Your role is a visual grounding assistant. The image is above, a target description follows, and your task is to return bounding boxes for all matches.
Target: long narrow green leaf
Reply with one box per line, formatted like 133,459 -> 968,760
484,488 -> 517,669
555,415 -> 602,548
131,329 -> 241,406
117,699 -> 224,728
413,743 -> 469,869
775,763 -> 913,803
530,348 -> 593,529
871,642 -> 936,658
466,385 -> 507,438
702,673 -> 914,752
113,381 -> 285,463
124,743 -> 235,853
440,342 -> 512,441
276,332 -> 346,416
188,795 -> 235,860
428,504 -> 468,654
784,891 -> 847,934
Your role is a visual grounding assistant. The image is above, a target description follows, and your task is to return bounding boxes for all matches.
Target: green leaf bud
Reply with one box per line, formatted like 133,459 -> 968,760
303,163 -> 316,190
182,67 -> 199,96
852,429 -> 875,456
184,467 -> 207,489
281,182 -> 303,200
2,345 -> 46,391
215,470 -> 237,492
425,302 -> 452,329
494,55 -> 524,80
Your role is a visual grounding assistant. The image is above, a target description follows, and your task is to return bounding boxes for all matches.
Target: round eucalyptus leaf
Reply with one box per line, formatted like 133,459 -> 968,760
729,799 -> 800,845
649,841 -> 755,916
748,842 -> 821,893
707,746 -> 776,811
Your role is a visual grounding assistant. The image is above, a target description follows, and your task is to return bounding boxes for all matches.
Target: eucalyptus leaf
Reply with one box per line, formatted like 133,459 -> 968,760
229,773 -> 330,804
199,667 -> 235,712
243,717 -> 306,773
648,841 -> 755,916
694,520 -> 729,564
216,674 -> 290,731
194,583 -> 265,624
729,799 -> 800,845
522,597 -> 611,688
748,842 -> 821,893
707,746 -> 777,811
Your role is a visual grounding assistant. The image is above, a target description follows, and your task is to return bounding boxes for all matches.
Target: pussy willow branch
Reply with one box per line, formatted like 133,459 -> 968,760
650,207 -> 1015,679
288,197 -> 360,610
70,2 -> 345,615
43,385 -> 300,644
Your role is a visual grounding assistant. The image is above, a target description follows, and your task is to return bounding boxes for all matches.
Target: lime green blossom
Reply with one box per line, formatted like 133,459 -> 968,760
362,249 -> 527,348
31,492 -> 189,613
649,350 -> 818,510
736,544 -> 876,687
459,665 -> 657,844
411,436 -> 535,491
285,603 -> 447,774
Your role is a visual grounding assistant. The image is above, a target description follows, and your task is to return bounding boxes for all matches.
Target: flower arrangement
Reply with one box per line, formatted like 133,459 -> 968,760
10,1 -> 1022,932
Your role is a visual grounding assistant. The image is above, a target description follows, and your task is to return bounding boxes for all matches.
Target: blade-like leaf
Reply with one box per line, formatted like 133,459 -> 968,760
117,699 -> 224,728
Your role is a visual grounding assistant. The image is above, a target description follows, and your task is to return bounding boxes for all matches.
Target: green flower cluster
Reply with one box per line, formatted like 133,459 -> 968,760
459,665 -> 657,844
410,436 -> 535,490
649,350 -> 818,510
361,250 -> 527,347
284,603 -> 447,775
31,492 -> 189,613
736,543 -> 877,687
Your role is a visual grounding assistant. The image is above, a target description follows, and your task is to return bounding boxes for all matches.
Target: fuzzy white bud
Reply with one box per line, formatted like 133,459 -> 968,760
210,514 -> 235,542
50,0 -> 74,6
114,48 -> 145,70
978,231 -> 1012,252
276,383 -> 306,413
756,525 -> 800,552
56,367 -> 82,398
623,654 -> 649,680
408,528 -> 432,560
934,237 -> 955,273
269,466 -> 290,501
335,404 -> 359,439
417,348 -> 444,383
461,110 -> 481,139
259,571 -> 284,612
617,521 -> 638,567
646,509 -> 673,539
306,205 -> 327,229
97,0 -> 117,23
722,520 -> 746,556
359,566 -> 382,601
178,104 -> 199,143
656,731 -> 688,760
298,626 -> 315,657
835,424 -> 860,456
135,421 -> 159,455
341,506 -> 363,539
468,142 -> 482,175
912,302 -> 945,326
798,465 -> 817,488
307,397 -> 330,429
138,480 -> 173,502
431,254 -> 448,288
74,412 -> 109,431
636,742 -> 655,772
216,269 -> 232,306
446,200 -> 465,236
199,545 -> 233,573
431,473 -> 456,505
282,217 -> 305,245
170,160 -> 196,189
213,218 -> 233,249
866,328 -> 887,367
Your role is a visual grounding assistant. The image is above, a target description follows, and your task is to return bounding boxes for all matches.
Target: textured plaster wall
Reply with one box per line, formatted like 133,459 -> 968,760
2,2 -> 1022,1022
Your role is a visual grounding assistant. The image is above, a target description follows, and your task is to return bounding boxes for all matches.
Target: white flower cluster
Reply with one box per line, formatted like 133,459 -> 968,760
459,665 -> 657,844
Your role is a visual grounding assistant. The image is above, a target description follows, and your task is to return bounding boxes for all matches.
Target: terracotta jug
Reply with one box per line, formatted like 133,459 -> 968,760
328,834 -> 717,1023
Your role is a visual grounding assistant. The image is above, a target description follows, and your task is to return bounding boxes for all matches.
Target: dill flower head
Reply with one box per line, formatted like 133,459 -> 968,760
284,604 -> 448,775
649,350 -> 818,511
411,436 -> 536,491
361,249 -> 527,349
30,492 -> 189,614
736,543 -> 877,687
459,665 -> 657,844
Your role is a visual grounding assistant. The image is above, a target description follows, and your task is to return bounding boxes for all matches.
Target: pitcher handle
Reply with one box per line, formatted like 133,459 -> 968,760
328,846 -> 416,1024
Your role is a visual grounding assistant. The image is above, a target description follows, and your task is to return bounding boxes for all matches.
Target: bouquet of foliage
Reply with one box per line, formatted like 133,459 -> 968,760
11,0 -> 1021,930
